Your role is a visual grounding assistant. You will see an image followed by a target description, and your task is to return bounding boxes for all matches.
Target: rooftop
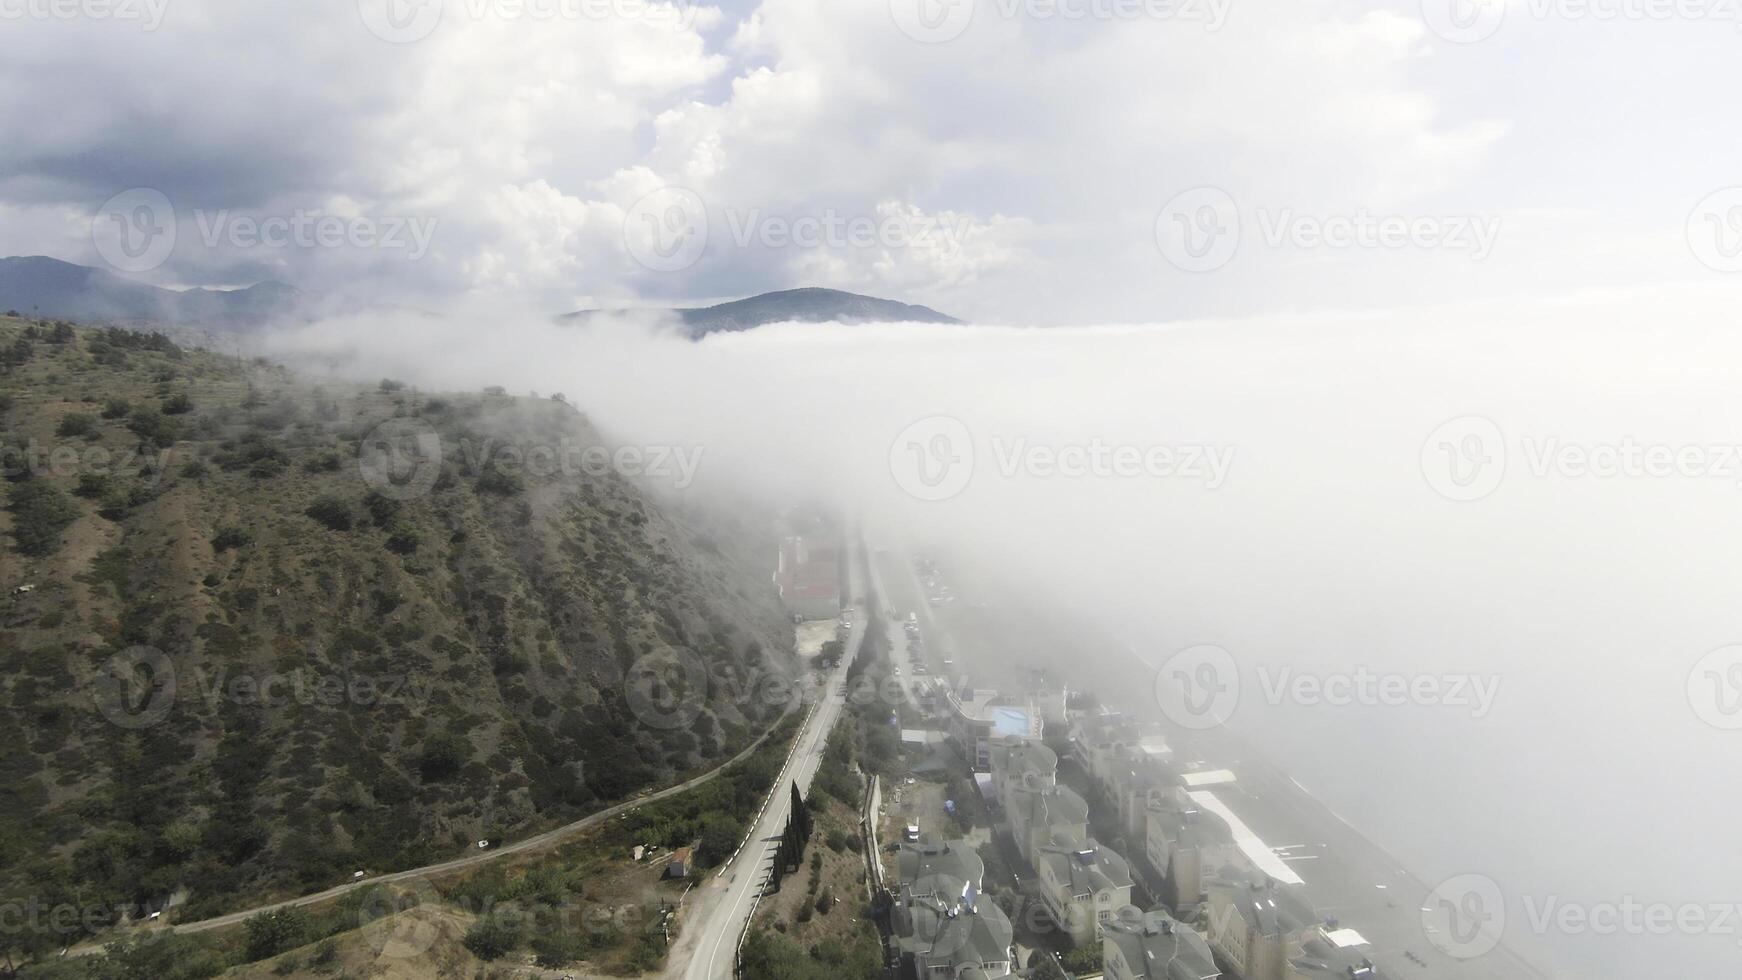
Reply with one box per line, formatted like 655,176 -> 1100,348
1104,907 -> 1221,980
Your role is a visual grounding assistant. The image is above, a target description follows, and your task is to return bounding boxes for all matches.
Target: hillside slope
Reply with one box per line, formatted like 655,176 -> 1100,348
0,318 -> 797,955
0,256 -> 305,328
563,287 -> 960,337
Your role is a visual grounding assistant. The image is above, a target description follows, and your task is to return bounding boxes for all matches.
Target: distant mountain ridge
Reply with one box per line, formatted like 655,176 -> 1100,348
1,258 -> 961,336
0,255 -> 308,328
562,287 -> 961,336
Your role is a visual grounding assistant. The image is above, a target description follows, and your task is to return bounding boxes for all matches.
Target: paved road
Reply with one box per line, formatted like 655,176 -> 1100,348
668,536 -> 868,980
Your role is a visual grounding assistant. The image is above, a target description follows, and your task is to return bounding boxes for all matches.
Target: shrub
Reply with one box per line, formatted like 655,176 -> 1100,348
74,473 -> 111,499
212,526 -> 252,551
127,406 -> 180,448
101,398 -> 131,419
462,914 -> 521,961
243,907 -> 312,962
8,480 -> 80,556
161,392 -> 193,414
56,413 -> 98,438
305,495 -> 354,531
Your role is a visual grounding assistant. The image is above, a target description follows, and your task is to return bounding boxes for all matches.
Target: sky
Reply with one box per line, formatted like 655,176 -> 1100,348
5,0 -> 1742,323
10,1 -> 1742,977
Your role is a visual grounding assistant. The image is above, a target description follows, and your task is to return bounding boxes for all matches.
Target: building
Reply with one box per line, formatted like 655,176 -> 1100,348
1102,906 -> 1221,980
988,736 -> 1057,810
894,839 -> 1014,979
1204,869 -> 1317,980
1289,926 -> 1387,980
1144,791 -> 1238,912
775,535 -> 840,621
1035,839 -> 1135,946
664,846 -> 691,879
899,839 -> 985,901
1006,781 -> 1090,866
942,687 -> 1044,772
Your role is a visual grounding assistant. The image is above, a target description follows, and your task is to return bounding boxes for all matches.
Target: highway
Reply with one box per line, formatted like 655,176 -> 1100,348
667,537 -> 868,980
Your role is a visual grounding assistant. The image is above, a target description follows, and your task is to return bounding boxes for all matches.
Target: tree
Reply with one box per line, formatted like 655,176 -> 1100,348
304,495 -> 354,531
243,907 -> 311,962
7,479 -> 81,556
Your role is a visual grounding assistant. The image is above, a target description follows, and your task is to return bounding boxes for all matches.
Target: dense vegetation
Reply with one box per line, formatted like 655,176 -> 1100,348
0,318 -> 794,964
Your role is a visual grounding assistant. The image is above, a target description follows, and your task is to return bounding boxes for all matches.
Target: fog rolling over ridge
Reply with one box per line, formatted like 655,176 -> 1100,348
264,284 -> 1742,979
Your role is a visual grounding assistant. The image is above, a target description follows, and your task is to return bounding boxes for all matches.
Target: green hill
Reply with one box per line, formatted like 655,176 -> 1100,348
0,317 -> 796,956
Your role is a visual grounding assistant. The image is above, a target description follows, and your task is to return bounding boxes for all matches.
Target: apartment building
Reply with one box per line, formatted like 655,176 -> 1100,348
893,839 -> 1014,979
1102,906 -> 1222,980
1035,839 -> 1135,946
1204,869 -> 1317,980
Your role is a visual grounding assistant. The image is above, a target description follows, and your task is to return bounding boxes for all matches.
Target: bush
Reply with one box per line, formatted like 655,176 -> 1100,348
126,406 -> 180,448
161,392 -> 193,414
243,907 -> 312,962
74,472 -> 111,499
212,526 -> 252,551
417,731 -> 471,781
101,398 -> 131,419
56,413 -> 98,438
305,495 -> 354,531
7,479 -> 81,556
462,914 -> 521,961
